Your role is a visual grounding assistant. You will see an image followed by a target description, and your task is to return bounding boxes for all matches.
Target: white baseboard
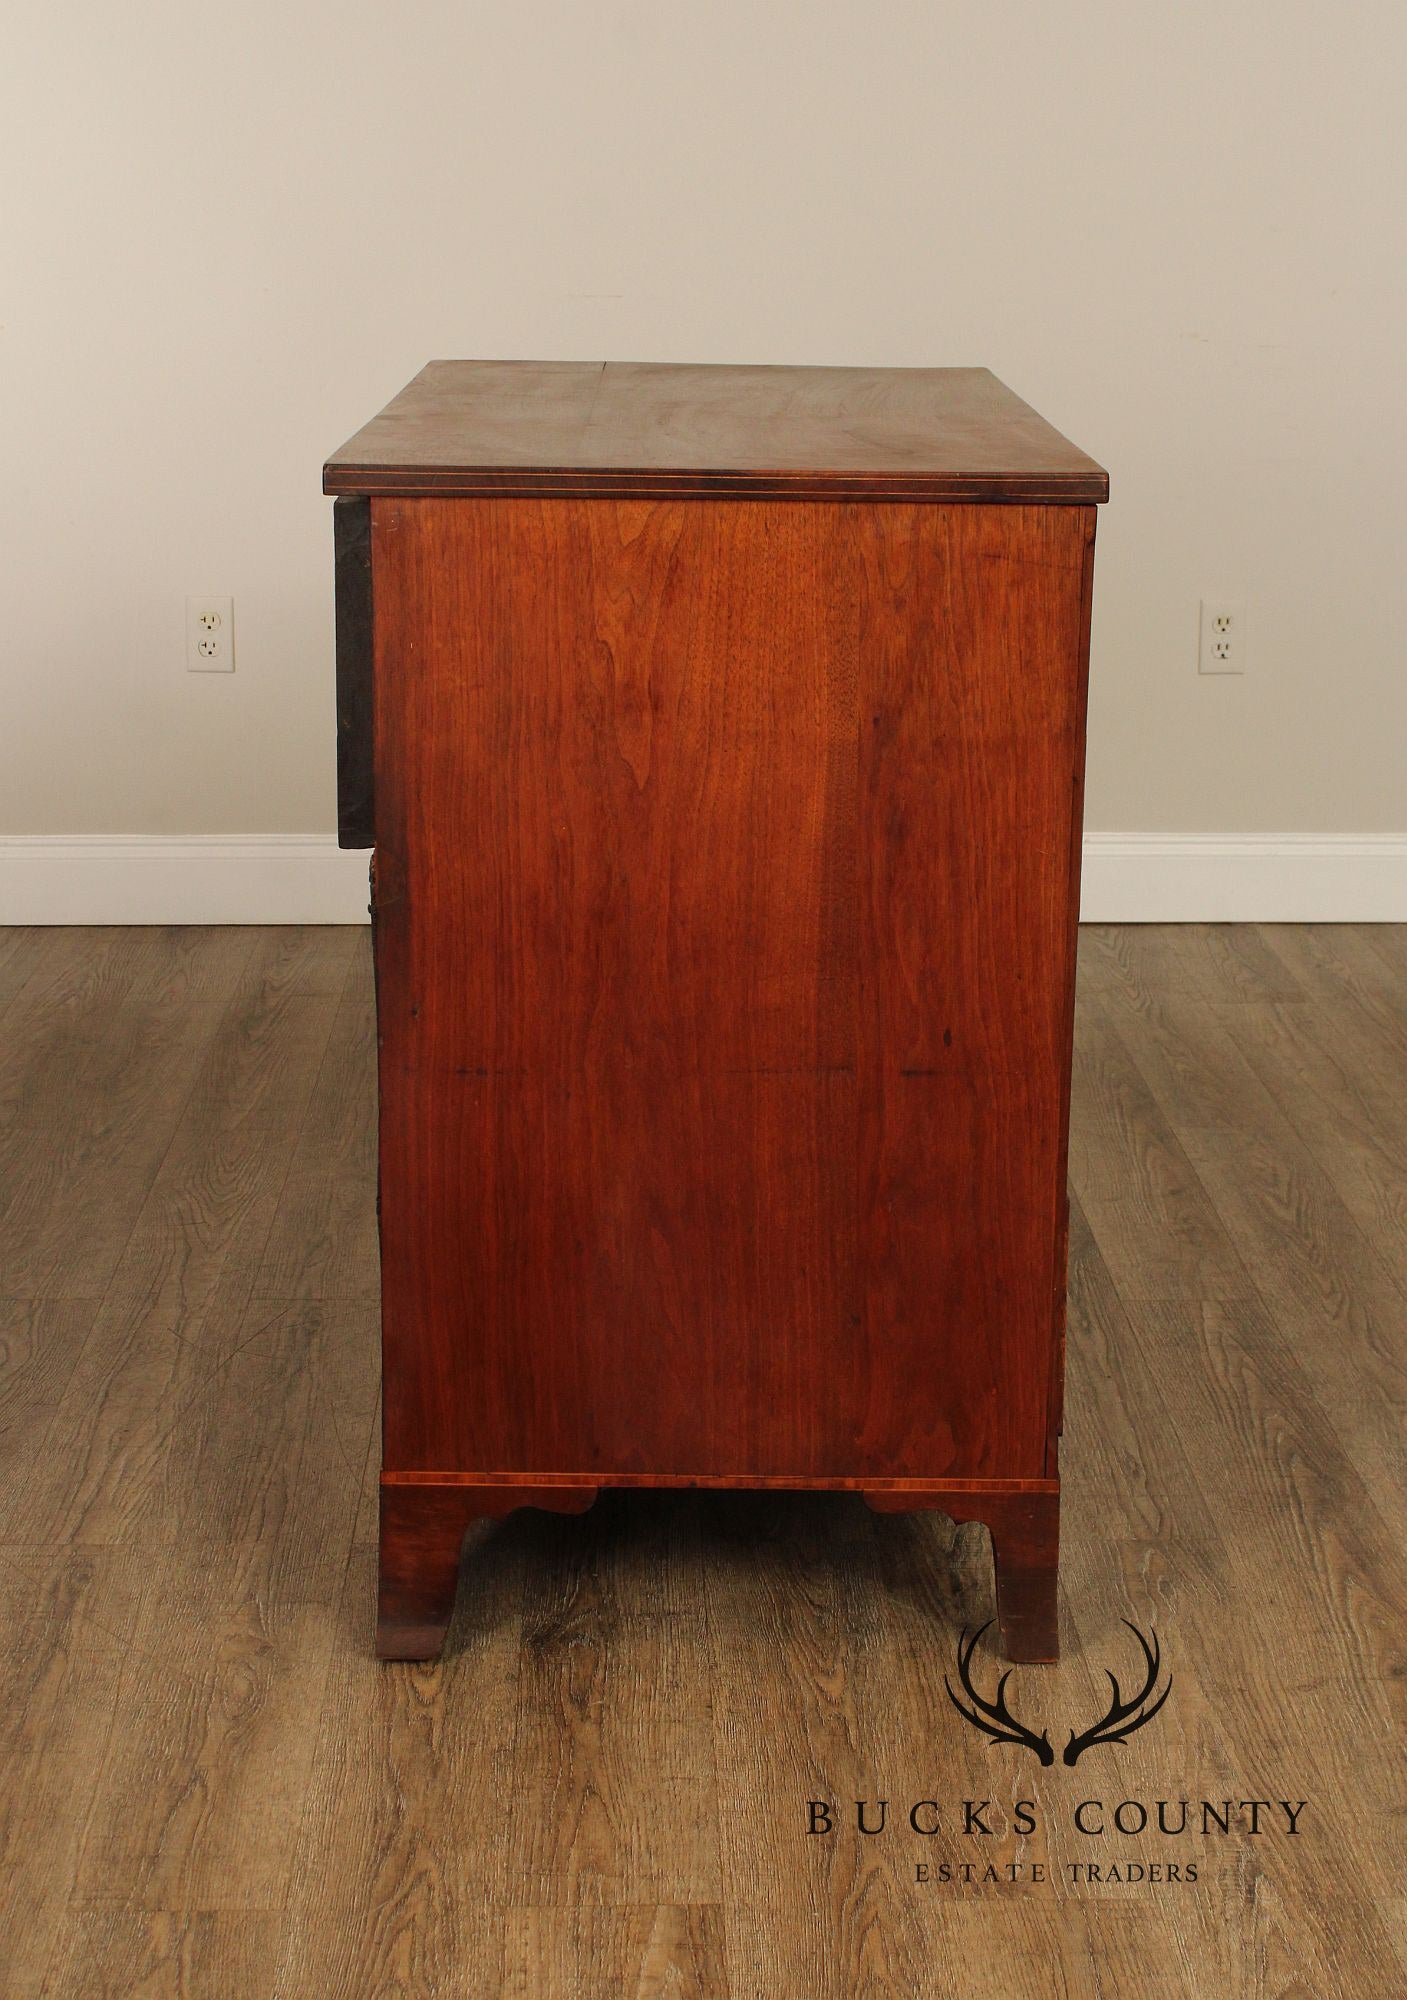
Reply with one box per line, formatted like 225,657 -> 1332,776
1080,833 -> 1407,922
0,832 -> 1404,926
0,836 -> 371,925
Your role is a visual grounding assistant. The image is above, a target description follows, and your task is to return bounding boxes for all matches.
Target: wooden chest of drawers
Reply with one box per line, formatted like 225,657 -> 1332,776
325,361 -> 1106,1662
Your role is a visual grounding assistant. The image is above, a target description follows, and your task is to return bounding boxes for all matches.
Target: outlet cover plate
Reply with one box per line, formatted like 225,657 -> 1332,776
186,596 -> 235,672
1199,598 -> 1246,675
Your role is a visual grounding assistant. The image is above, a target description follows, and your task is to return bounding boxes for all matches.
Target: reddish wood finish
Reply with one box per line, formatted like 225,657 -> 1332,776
381,1472 -> 1058,1494
864,1486 -> 1061,1662
372,497 -> 1089,1481
325,361 -> 1108,503
377,1480 -> 597,1660
333,364 -> 1103,1663
379,1475 -> 1058,1664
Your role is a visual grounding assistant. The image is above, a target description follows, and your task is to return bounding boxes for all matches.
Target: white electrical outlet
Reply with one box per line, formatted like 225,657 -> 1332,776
1199,598 -> 1245,675
186,596 -> 235,672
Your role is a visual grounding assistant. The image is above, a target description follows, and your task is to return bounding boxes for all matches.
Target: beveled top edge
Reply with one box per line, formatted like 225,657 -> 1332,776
323,360 -> 1109,502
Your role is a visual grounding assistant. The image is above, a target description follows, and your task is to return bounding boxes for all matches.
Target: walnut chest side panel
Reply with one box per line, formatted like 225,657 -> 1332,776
369,496 -> 1093,1484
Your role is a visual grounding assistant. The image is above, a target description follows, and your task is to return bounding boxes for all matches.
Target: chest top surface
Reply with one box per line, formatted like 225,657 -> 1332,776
324,360 -> 1108,503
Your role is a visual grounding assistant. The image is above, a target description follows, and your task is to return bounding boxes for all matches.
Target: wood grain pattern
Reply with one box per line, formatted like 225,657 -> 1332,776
501,1905 -> 729,2000
0,924 -> 1405,1997
377,1479 -> 597,1660
372,496 -> 1091,1504
41,1911 -> 285,2000
504,1496 -> 722,1906
1068,990 -> 1256,1302
0,1298 -> 100,1519
862,1485 -> 1060,1661
0,1545 -> 148,1995
69,1294 -> 378,1913
275,1532 -> 519,1993
252,940 -> 379,1299
0,927 -> 259,1298
1078,931 -> 1407,1505
325,360 -> 1109,502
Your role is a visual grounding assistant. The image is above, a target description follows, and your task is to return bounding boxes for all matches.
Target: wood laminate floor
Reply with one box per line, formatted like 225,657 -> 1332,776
0,923 -> 1403,1999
